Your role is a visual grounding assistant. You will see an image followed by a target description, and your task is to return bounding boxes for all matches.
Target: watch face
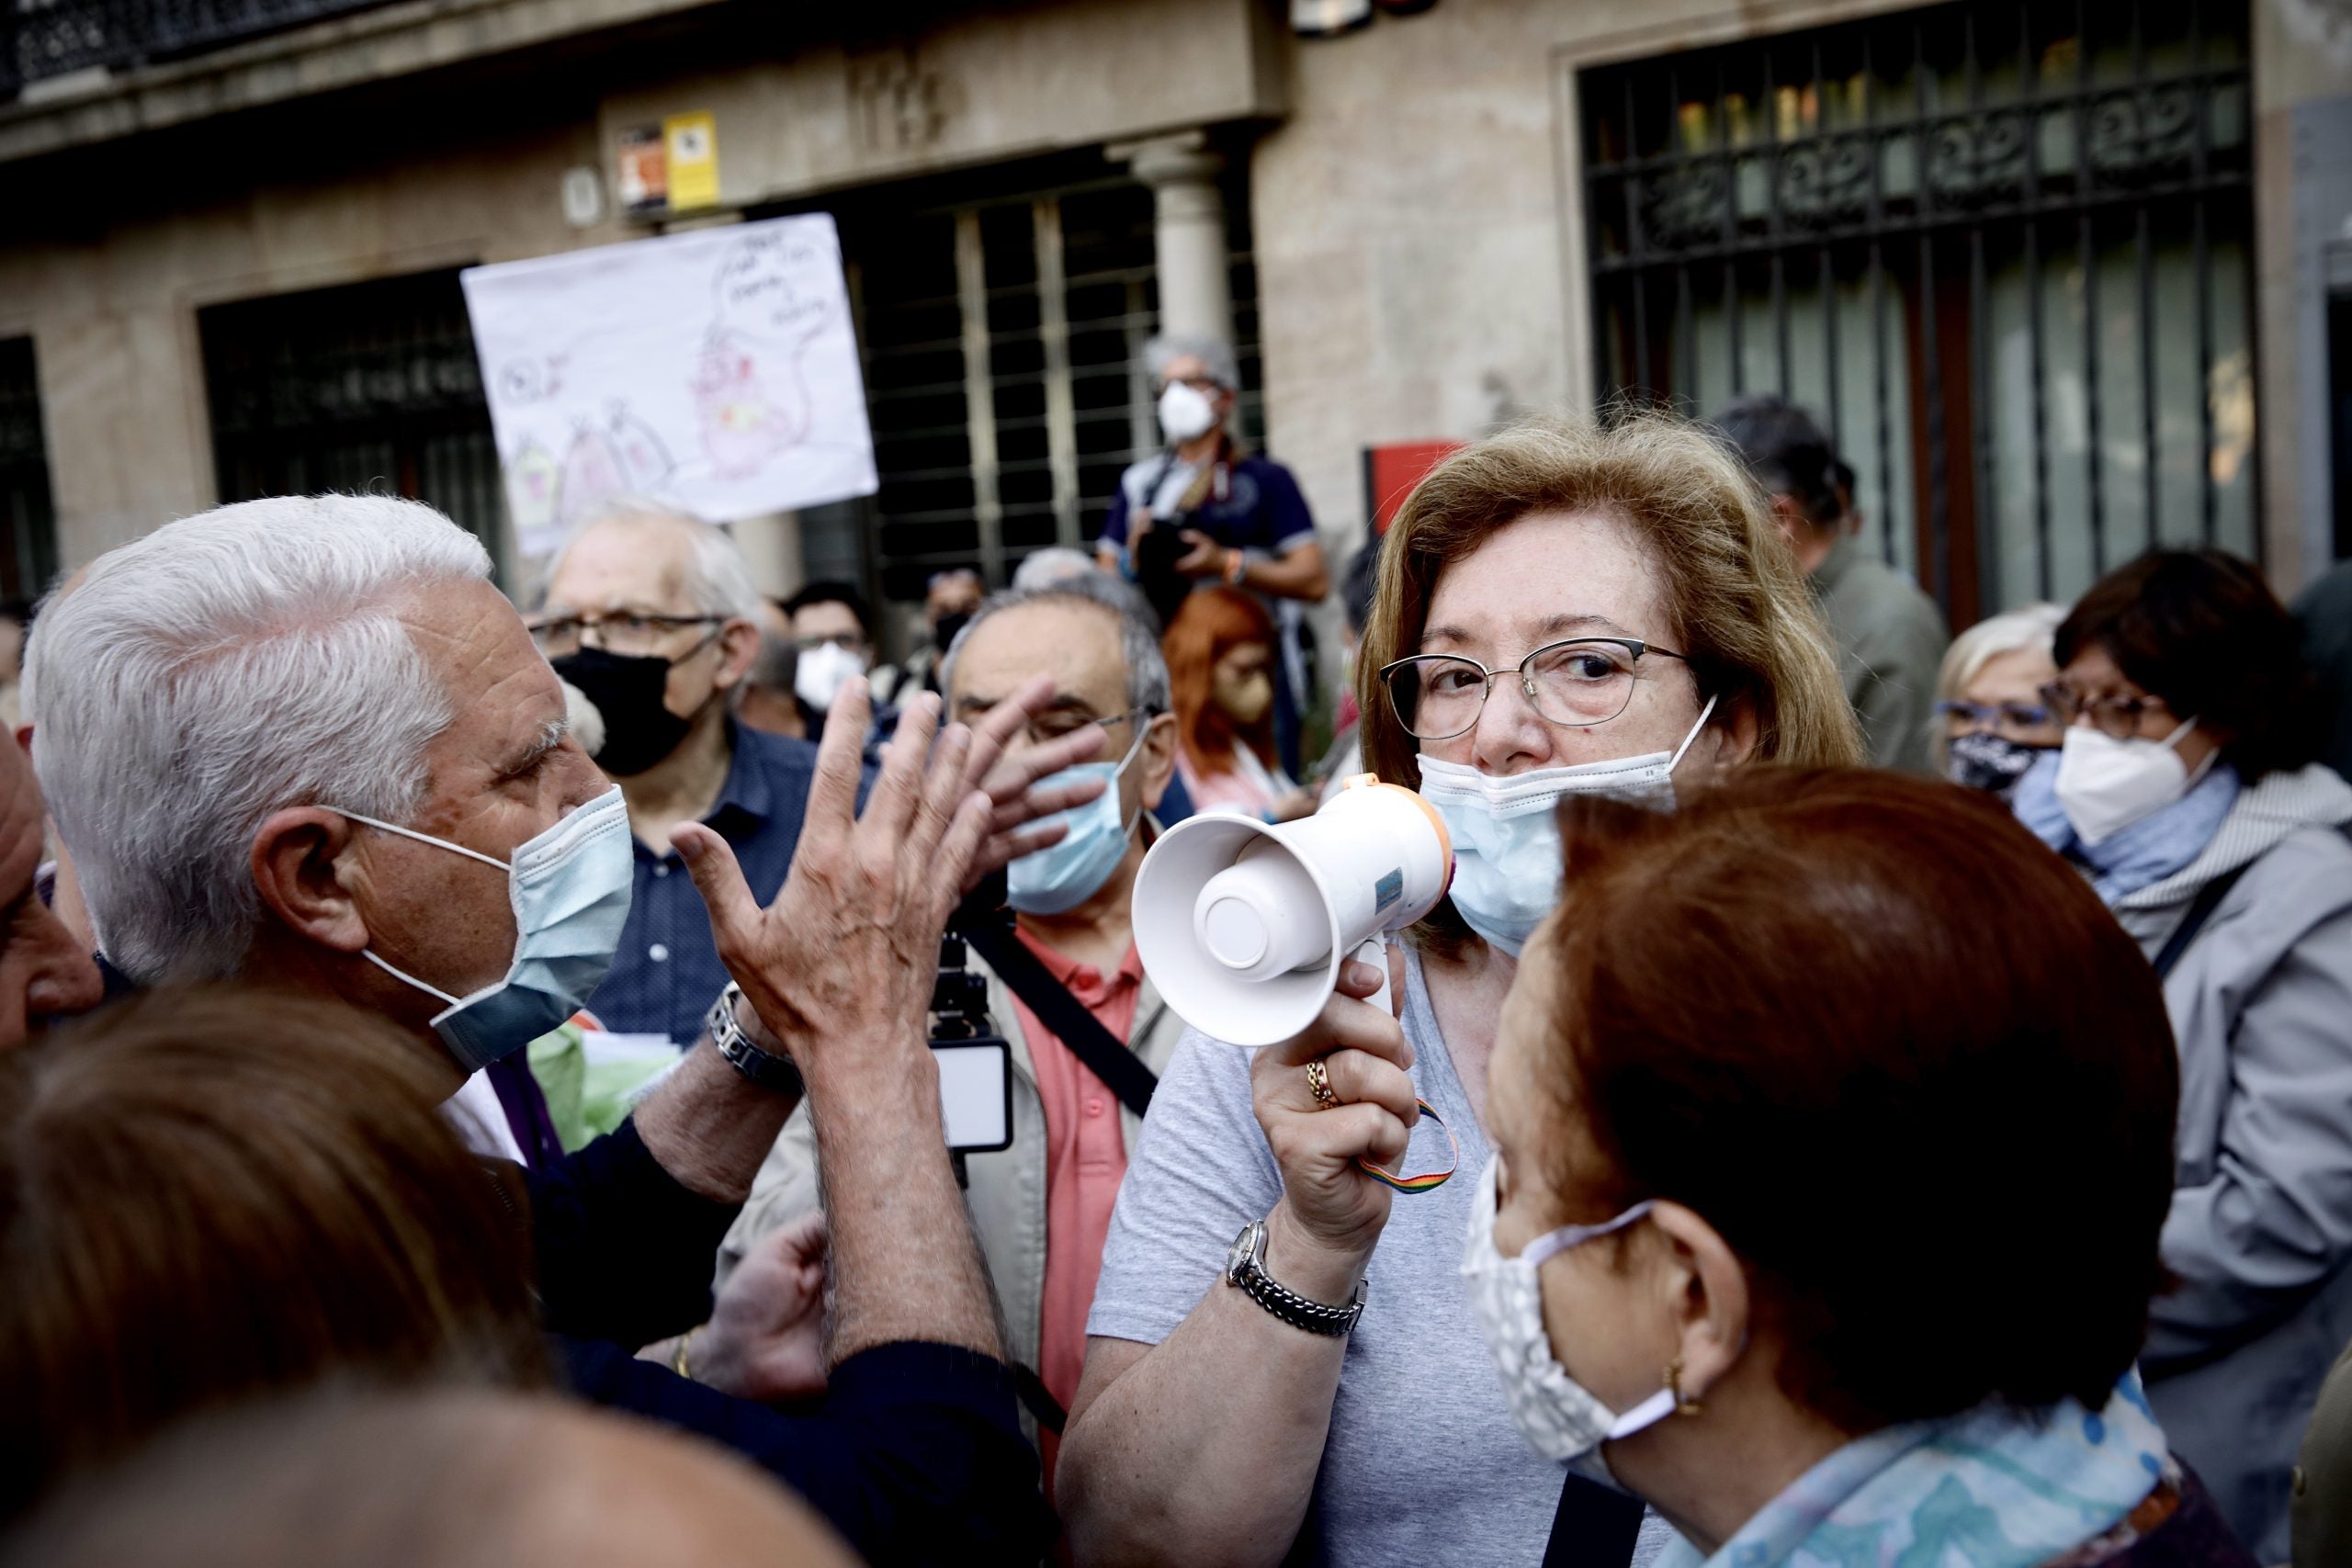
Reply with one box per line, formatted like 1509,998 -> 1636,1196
1225,1224 -> 1257,1284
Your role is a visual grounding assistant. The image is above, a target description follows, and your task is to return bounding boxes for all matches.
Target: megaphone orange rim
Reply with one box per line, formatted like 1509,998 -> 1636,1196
1339,773 -> 1455,898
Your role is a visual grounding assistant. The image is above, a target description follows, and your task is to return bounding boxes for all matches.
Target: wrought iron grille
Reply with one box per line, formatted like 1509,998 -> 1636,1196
766,154 -> 1260,620
1581,0 -> 2255,626
0,336 -> 58,603
2,0 -> 395,96
199,268 -> 502,564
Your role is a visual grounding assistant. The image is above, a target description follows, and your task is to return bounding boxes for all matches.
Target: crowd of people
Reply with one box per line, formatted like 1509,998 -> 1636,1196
0,326 -> 2349,1568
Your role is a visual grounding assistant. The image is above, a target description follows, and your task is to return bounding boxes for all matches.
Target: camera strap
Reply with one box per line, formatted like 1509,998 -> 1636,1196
961,920 -> 1159,1120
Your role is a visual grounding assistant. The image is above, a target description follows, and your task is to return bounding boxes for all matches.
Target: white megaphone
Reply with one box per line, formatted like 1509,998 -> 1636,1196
1134,775 -> 1453,1046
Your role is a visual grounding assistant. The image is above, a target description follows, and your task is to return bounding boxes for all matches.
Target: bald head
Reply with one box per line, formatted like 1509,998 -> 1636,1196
541,504 -> 762,628
0,1388 -> 856,1568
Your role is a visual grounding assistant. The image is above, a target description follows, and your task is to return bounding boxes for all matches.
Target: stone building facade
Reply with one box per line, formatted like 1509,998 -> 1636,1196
0,0 -> 2345,637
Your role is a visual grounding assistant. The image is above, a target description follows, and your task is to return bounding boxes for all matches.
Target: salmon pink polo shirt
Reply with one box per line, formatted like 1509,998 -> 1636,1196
1008,927 -> 1146,1448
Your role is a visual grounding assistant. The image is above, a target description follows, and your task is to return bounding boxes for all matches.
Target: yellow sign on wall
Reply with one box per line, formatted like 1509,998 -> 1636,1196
662,112 -> 720,211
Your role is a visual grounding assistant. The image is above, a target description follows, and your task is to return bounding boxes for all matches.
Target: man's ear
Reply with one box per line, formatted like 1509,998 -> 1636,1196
1646,1200 -> 1750,1406
1136,711 -> 1180,813
711,615 -> 761,695
251,807 -> 373,954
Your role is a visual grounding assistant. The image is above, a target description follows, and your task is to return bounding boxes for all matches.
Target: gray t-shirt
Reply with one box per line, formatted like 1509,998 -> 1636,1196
1088,950 -> 1674,1567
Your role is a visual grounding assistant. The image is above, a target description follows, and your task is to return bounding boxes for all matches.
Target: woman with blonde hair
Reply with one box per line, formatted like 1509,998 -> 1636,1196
1059,413 -> 1858,1567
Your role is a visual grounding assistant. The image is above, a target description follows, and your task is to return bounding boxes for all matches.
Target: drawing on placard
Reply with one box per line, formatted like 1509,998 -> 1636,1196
461,212 -> 877,556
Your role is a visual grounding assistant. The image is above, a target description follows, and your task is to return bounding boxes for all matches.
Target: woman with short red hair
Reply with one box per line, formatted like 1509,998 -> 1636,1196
1472,769 -> 2252,1567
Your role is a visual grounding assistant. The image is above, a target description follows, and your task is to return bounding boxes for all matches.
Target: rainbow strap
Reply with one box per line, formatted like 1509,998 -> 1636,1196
1357,1097 -> 1459,1194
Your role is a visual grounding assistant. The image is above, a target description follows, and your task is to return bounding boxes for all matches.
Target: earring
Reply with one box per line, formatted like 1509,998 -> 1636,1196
1664,1354 -> 1704,1417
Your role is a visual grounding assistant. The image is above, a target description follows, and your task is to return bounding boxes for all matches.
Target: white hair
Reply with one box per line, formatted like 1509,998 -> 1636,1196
1937,603 -> 2069,704
25,495 -> 493,983
535,500 -> 763,624
1931,602 -> 2069,767
1145,333 -> 1239,393
942,575 -> 1171,717
1012,547 -> 1096,592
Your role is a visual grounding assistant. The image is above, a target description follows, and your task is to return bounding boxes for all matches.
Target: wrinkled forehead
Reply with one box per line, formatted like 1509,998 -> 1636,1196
952,601 -> 1125,710
1421,509 -> 1675,656
544,520 -> 695,614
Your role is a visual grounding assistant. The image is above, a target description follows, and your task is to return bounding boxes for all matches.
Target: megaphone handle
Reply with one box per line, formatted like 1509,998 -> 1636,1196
1353,937 -> 1392,1020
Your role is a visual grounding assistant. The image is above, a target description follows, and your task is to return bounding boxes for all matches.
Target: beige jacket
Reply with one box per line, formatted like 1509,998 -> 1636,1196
718,942 -> 1191,1381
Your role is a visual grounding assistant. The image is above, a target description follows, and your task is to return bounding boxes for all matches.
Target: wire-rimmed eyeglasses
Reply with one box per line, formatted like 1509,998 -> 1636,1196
1379,637 -> 1690,740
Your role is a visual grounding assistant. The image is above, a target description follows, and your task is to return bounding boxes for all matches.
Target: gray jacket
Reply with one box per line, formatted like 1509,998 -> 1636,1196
720,943 -> 1190,1393
2119,763 -> 2352,1563
1809,535 -> 1949,774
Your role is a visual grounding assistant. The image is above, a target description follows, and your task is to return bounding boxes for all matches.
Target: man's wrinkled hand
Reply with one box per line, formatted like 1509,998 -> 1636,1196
956,671 -> 1111,892
673,678 -> 989,1086
692,1211 -> 830,1404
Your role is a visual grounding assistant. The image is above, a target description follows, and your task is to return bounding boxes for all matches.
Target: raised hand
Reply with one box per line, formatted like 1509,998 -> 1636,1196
956,671 -> 1110,889
673,677 -> 988,1085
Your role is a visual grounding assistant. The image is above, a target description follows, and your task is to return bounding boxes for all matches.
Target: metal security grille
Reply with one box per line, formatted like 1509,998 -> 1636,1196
1581,0 -> 2254,626
199,269 -> 503,563
772,156 -> 1260,618
0,336 -> 58,601
3,0 -> 392,96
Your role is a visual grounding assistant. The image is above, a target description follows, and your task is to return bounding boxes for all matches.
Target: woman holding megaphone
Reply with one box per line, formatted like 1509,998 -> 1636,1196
1057,415 -> 1861,1566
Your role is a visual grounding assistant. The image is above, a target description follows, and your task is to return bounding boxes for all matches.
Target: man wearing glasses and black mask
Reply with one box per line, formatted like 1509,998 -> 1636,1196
534,502 -> 827,1046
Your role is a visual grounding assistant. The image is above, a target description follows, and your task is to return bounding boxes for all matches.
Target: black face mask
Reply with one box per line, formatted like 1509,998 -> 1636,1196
1946,729 -> 2046,798
551,645 -> 700,777
932,610 -> 971,652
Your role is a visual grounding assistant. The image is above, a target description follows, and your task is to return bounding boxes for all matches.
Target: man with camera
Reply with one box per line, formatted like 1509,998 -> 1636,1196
725,573 -> 1186,1477
1093,333 -> 1328,776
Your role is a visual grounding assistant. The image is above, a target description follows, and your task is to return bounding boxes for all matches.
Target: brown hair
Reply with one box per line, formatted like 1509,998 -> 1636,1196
0,986 -> 546,1517
1528,769 -> 2178,1431
1357,412 -> 1862,951
2055,548 -> 2319,784
1163,586 -> 1278,776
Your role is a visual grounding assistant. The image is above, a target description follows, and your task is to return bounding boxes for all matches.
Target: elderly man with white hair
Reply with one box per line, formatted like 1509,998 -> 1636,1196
1094,332 -> 1327,776
24,494 -> 1102,1563
535,502 -> 828,1046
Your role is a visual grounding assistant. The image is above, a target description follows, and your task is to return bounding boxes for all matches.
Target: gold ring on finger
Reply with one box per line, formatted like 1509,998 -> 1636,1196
1306,1059 -> 1341,1111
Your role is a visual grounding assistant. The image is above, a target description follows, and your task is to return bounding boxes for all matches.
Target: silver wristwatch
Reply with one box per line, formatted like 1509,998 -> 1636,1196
1225,1220 -> 1365,1337
706,982 -> 804,1098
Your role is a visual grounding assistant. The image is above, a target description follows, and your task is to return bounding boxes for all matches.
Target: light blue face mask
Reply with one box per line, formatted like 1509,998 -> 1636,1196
1007,722 -> 1149,917
330,786 -> 635,1073
1415,697 -> 1715,956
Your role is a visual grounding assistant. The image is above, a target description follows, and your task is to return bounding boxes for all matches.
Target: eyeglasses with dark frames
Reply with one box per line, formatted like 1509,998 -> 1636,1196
1380,637 -> 1690,740
526,611 -> 723,660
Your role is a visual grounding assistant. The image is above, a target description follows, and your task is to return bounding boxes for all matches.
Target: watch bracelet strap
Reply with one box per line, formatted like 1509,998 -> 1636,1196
1234,1251 -> 1363,1337
709,983 -> 803,1095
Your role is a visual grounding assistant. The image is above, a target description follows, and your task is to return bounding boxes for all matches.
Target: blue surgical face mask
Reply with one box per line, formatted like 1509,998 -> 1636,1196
1008,721 -> 1150,917
1415,697 -> 1715,955
330,786 -> 635,1072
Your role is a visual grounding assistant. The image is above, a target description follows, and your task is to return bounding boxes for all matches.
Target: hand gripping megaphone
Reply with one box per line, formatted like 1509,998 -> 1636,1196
1134,775 -> 1453,1047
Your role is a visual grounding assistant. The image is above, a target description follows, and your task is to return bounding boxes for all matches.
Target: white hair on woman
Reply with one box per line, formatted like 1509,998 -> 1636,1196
25,495 -> 493,984
1930,602 -> 2070,766
1936,603 -> 2070,704
533,500 -> 763,624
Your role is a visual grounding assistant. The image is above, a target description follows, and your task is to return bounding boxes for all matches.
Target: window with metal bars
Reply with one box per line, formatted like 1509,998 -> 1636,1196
0,337 -> 58,602
198,268 -> 503,567
771,153 -> 1260,620
1581,0 -> 2254,627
